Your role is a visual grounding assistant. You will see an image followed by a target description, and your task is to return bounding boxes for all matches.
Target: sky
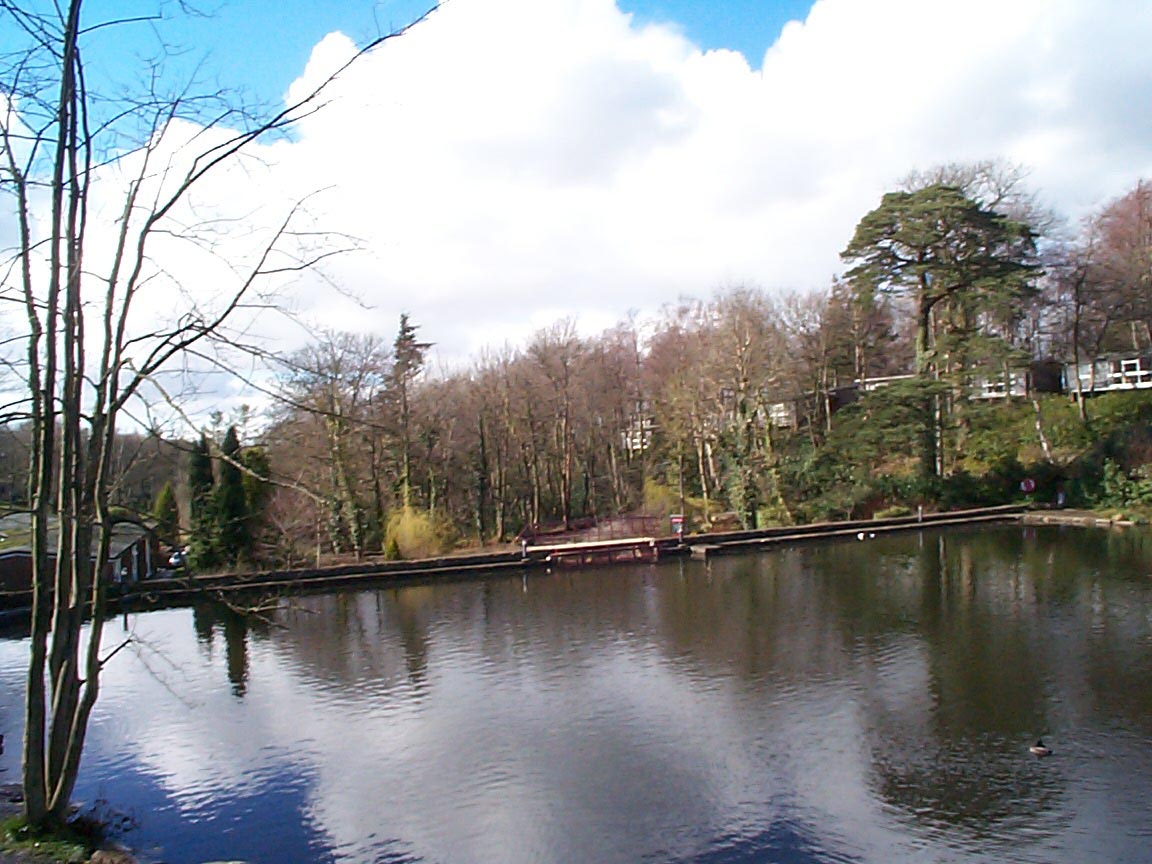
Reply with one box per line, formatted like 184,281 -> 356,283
8,0 -> 1152,414
84,1 -> 816,103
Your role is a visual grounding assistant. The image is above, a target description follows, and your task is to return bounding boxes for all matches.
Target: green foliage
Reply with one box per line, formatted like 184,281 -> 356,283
187,428 -> 274,571
841,186 -> 1037,340
642,478 -> 715,532
780,450 -> 870,522
240,447 -> 271,515
642,478 -> 680,516
1088,391 -> 1152,430
723,461 -> 761,529
187,434 -> 220,571
841,184 -> 1038,476
384,507 -> 453,560
756,501 -> 794,527
1050,394 -> 1152,507
773,389 -> 1152,520
955,396 -> 1093,473
239,446 -> 272,560
151,481 -> 180,545
813,379 -> 943,480
214,426 -> 249,561
1095,459 -> 1152,510
875,505 -> 912,519
188,434 -> 214,508
2,814 -> 92,861
392,314 -> 432,388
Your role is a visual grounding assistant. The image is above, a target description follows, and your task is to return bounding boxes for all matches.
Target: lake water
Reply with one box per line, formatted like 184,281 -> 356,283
1,524 -> 1151,863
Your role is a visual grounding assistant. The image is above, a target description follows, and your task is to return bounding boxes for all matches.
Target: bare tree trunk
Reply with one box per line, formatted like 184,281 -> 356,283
473,415 -> 489,543
1071,274 -> 1089,422
693,430 -> 710,516
4,0 -> 437,828
1032,399 -> 1053,462
607,437 -> 624,515
559,405 -> 573,528
677,448 -> 686,519
493,441 -> 508,541
327,417 -> 364,557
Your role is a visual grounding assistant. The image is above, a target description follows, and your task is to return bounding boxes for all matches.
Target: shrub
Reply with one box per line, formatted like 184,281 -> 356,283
642,478 -> 680,516
1095,459 -> 1152,510
384,508 -> 453,560
875,505 -> 912,519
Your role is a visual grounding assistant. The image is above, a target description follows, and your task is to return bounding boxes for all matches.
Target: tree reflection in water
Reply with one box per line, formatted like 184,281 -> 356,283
0,524 -> 1147,864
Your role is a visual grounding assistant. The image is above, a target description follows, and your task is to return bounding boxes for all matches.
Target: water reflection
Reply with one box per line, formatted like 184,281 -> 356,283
0,525 -> 1149,863
191,604 -> 276,698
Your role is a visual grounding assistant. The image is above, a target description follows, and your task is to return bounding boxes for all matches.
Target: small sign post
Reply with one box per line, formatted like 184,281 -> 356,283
670,513 -> 685,542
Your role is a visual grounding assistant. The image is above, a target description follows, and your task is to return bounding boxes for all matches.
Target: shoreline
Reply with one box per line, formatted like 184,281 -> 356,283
1,505 -> 1142,624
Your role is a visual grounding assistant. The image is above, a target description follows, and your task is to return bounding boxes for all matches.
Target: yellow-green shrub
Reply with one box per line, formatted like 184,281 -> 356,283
383,508 -> 454,560
642,479 -> 680,516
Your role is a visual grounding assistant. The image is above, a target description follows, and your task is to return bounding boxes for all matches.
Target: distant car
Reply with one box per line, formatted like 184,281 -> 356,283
168,549 -> 186,568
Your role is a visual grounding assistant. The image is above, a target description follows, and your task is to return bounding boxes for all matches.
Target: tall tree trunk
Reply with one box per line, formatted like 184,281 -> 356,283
473,415 -> 489,543
693,434 -> 708,516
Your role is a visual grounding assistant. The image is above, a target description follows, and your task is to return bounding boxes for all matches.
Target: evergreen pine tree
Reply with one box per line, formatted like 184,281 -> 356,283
240,446 -> 271,562
151,481 -> 180,547
188,434 -> 220,570
390,314 -> 432,509
215,425 -> 250,562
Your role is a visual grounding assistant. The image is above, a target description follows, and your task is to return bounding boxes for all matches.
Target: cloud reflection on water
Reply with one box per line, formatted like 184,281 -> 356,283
2,526 -> 1150,863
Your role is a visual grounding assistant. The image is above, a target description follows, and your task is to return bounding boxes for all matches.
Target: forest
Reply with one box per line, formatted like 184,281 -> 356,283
4,163 -> 1152,569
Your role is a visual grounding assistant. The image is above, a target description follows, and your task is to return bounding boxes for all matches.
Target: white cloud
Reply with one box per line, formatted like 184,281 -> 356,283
7,0 -> 1152,409
251,0 -> 1152,368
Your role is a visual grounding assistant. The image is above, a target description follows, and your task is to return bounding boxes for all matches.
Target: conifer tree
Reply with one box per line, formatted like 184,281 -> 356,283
390,314 -> 432,509
215,426 -> 250,561
188,435 -> 219,570
241,446 -> 272,560
151,482 -> 180,547
841,184 -> 1037,475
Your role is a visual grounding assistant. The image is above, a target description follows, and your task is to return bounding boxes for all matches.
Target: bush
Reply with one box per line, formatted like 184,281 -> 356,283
642,478 -> 719,531
642,478 -> 680,516
1089,391 -> 1152,430
384,508 -> 454,560
874,505 -> 912,519
1095,459 -> 1152,510
756,502 -> 794,527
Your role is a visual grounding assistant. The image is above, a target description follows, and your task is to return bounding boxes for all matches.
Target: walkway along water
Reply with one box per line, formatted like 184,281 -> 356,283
0,504 -> 1129,619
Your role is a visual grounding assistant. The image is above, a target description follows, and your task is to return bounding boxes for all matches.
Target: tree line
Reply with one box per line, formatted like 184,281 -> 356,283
3,163 -> 1147,567
218,164 -> 1150,561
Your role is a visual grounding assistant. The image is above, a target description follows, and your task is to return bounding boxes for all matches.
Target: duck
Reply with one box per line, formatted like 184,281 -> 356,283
1030,738 -> 1052,757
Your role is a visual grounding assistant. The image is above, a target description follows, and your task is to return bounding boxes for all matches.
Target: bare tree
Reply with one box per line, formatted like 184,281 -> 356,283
0,0 -> 434,830
902,158 -> 1058,236
526,320 -> 586,529
1088,179 -> 1152,350
275,331 -> 393,556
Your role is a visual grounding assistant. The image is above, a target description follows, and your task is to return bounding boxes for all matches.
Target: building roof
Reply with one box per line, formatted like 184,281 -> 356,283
0,513 -> 153,559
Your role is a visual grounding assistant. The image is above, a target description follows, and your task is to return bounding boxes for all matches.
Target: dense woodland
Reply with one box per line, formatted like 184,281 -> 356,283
5,163 -> 1152,569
